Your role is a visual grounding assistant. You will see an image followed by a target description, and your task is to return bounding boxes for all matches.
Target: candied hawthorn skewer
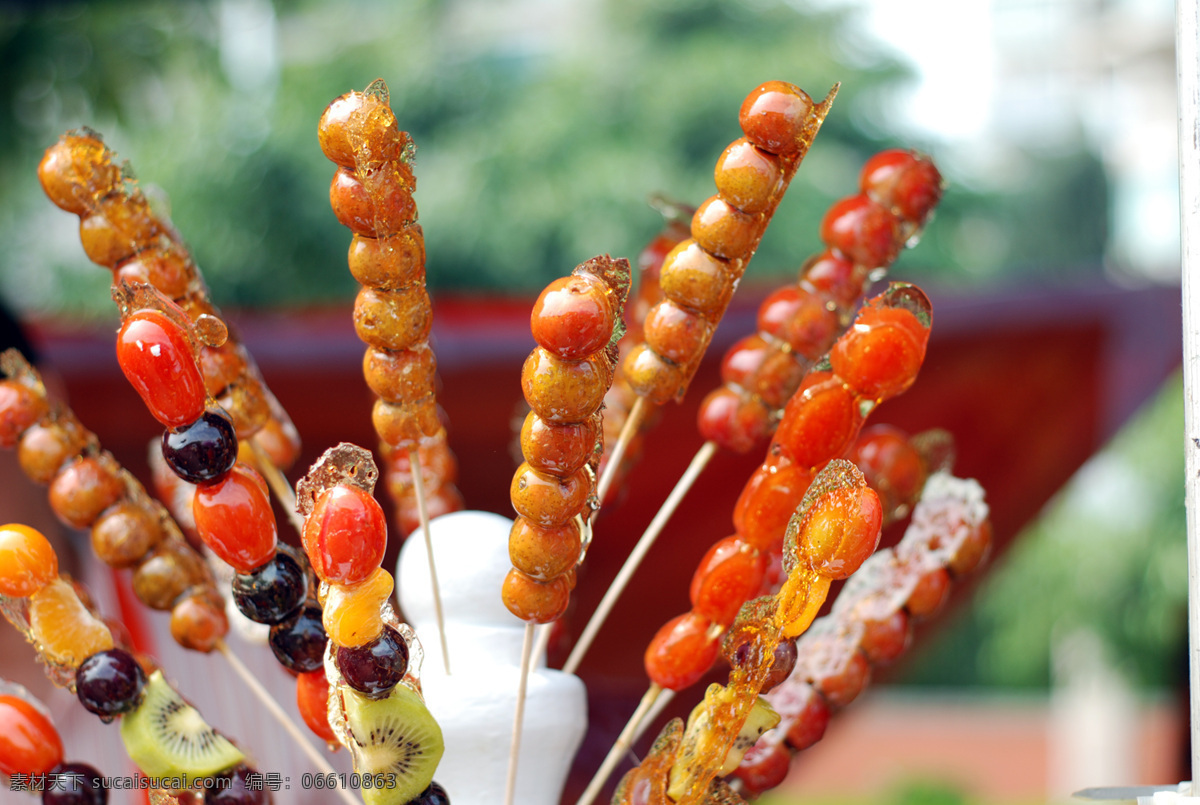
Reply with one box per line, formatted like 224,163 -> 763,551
565,150 -> 943,676
602,80 -> 837,502
502,254 -> 630,805
733,472 -> 991,799
319,80 -> 461,673
599,462 -> 883,805
36,130 -> 302,475
296,444 -> 447,804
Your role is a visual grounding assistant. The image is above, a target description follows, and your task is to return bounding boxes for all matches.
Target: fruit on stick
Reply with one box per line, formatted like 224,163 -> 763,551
37,129 -> 300,465
0,692 -> 64,776
0,354 -> 228,652
504,254 -> 631,623
622,80 -> 837,407
642,284 -> 931,694
319,80 -> 463,531
732,472 -> 992,799
616,462 -> 882,804
697,149 -> 943,455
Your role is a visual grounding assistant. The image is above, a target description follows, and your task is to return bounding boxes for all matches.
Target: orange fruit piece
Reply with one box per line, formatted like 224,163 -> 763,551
0,524 -> 58,598
322,567 -> 393,648
0,523 -> 57,597
29,578 -> 114,666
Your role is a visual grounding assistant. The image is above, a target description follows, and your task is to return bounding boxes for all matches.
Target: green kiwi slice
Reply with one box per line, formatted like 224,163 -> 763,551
119,670 -> 244,786
342,683 -> 444,805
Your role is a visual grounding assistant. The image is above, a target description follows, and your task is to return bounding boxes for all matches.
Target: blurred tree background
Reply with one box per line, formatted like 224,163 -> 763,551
0,0 -> 1181,698
0,0 -> 1109,317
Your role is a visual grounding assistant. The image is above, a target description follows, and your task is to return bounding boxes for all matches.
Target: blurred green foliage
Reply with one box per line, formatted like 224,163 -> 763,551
0,0 -> 1108,319
900,374 -> 1188,690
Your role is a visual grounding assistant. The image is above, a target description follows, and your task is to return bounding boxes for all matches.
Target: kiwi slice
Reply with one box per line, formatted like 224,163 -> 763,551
341,683 -> 444,805
119,670 -> 244,786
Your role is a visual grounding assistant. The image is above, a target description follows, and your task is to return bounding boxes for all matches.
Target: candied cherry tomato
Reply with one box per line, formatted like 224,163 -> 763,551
906,567 -> 951,617
860,149 -> 943,223
819,194 -> 901,269
733,454 -> 814,553
860,609 -> 912,665
829,306 -> 927,401
696,387 -> 771,454
732,740 -> 791,796
116,247 -> 192,300
720,334 -> 770,392
784,687 -> 831,750
801,248 -> 864,310
757,286 -> 839,361
531,274 -> 614,360
0,523 -> 58,598
850,425 -> 926,515
192,463 -> 278,573
0,694 -> 63,775
303,485 -> 388,585
739,81 -> 815,155
644,611 -> 721,691
689,536 -> 766,626
813,648 -> 871,709
621,341 -> 688,406
949,519 -> 993,577
117,309 -> 207,430
296,669 -> 336,742
773,377 -> 862,470
794,485 -> 882,579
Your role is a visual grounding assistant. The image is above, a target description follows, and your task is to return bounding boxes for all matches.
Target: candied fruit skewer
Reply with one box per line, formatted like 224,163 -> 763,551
0,525 -> 285,805
319,80 -> 460,673
699,149 -> 944,454
565,151 -> 942,676
578,285 -> 933,802
603,80 -> 837,503
36,130 -> 302,475
502,254 -> 630,805
107,290 -> 364,777
295,444 -> 446,802
0,350 -> 227,653
733,472 -> 991,799
583,462 -> 884,805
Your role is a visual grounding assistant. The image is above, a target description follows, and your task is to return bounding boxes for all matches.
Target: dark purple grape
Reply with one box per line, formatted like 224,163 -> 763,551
75,648 -> 147,722
268,604 -> 327,673
335,627 -> 410,698
161,409 -> 238,484
205,764 -> 272,804
232,550 -> 307,624
406,782 -> 449,805
44,762 -> 107,805
760,637 -> 798,693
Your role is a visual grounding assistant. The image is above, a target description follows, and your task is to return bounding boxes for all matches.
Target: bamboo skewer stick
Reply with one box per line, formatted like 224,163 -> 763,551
248,439 -> 305,536
505,623 -> 537,805
1176,0 -> 1200,786
576,684 -> 664,805
565,440 -> 718,674
216,641 -> 361,805
410,450 -> 451,675
595,397 -> 649,506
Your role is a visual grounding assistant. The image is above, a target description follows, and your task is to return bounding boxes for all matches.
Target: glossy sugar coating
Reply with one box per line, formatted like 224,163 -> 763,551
29,578 -> 115,666
697,149 -> 943,456
303,484 -> 388,585
505,254 -> 629,623
192,463 -> 278,573
624,81 -> 836,407
0,523 -> 58,597
0,694 -> 64,776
